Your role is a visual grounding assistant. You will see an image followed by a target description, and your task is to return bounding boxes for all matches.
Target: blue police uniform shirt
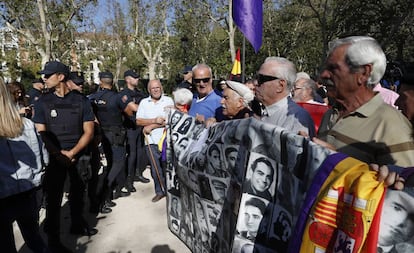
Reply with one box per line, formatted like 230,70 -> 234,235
88,89 -> 127,128
118,88 -> 145,128
33,91 -> 95,149
27,88 -> 42,105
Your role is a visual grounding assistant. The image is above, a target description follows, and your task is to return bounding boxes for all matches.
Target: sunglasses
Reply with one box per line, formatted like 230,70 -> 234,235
43,73 -> 56,79
193,77 -> 211,84
256,74 -> 281,86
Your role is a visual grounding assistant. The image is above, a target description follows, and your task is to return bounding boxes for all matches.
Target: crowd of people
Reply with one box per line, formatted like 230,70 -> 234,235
1,35 -> 414,253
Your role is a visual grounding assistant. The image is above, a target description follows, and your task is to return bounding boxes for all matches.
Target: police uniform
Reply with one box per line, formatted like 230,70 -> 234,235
119,87 -> 149,188
32,90 -> 95,238
89,86 -> 128,201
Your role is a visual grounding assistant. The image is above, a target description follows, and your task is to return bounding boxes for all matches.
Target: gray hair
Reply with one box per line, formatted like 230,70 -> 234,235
328,36 -> 386,88
295,72 -> 311,82
264,56 -> 297,91
173,88 -> 193,105
298,78 -> 318,99
192,63 -> 212,77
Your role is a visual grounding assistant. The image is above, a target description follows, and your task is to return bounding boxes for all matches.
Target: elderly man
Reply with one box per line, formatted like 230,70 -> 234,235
293,77 -> 326,105
315,36 -> 414,166
188,63 -> 223,123
293,77 -> 329,133
136,79 -> 174,202
221,80 -> 254,119
255,57 -> 316,137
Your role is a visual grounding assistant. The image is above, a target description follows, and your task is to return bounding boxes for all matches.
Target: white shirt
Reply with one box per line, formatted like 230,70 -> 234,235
136,95 -> 174,145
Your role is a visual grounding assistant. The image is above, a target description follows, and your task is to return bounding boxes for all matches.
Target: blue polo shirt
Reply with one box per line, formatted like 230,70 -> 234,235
188,90 -> 222,119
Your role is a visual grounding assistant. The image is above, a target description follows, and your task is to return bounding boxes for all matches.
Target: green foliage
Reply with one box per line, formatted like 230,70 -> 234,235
0,0 -> 413,82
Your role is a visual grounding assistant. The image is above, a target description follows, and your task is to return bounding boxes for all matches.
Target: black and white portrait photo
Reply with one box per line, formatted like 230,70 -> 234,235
170,195 -> 181,220
211,178 -> 228,204
378,188 -> 414,253
205,143 -> 228,178
242,154 -> 277,201
170,110 -> 183,127
236,194 -> 269,242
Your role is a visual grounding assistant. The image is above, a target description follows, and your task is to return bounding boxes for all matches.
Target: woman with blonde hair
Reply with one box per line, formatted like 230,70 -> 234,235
0,78 -> 50,253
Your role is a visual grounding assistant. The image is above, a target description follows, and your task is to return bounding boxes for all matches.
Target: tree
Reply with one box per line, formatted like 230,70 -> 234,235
0,0 -> 97,66
129,0 -> 172,80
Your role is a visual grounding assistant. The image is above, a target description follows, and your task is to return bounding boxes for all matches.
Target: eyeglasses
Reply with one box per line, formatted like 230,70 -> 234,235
256,74 -> 281,86
193,77 -> 211,84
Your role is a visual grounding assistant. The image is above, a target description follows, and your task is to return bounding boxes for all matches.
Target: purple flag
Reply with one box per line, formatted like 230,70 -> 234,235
232,0 -> 263,53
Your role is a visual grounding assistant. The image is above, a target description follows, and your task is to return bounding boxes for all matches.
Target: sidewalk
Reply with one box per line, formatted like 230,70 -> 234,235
14,170 -> 191,253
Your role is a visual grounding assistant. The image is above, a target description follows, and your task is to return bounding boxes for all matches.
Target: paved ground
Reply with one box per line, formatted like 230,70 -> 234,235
14,170 -> 191,253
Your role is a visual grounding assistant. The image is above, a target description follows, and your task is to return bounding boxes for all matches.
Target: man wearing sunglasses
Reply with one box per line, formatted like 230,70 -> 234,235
255,57 -> 316,138
33,61 -> 96,253
188,63 -> 223,123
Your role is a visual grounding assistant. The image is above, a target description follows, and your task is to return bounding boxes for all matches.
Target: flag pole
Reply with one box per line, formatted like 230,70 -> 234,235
242,36 -> 246,83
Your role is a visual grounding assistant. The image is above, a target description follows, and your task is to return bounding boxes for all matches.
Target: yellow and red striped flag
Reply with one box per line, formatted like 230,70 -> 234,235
230,48 -> 241,81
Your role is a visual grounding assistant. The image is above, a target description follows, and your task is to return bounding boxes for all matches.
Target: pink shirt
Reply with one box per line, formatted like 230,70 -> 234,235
373,83 -> 399,108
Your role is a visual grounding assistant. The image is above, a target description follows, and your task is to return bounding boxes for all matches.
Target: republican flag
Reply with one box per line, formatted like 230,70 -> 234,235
232,0 -> 263,53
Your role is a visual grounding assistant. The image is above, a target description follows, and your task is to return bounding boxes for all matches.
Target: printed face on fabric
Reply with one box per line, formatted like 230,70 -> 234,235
236,194 -> 269,242
171,111 -> 182,126
166,112 -> 331,253
378,189 -> 414,248
251,160 -> 273,193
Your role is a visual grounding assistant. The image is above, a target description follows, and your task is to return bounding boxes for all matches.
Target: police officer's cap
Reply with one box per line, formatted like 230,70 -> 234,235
32,78 -> 44,84
99,71 -> 114,79
124,69 -> 139,78
38,61 -> 70,76
69,71 -> 85,85
180,66 -> 193,74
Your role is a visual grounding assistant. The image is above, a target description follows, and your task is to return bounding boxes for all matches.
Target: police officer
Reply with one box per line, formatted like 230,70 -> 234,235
119,70 -> 150,192
33,61 -> 97,253
27,78 -> 45,105
88,71 -> 132,210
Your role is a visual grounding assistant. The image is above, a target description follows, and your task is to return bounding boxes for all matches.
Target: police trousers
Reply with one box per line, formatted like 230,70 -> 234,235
43,156 -> 85,237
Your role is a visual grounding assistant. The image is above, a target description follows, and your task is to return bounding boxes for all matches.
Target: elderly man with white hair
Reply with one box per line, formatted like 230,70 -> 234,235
315,36 -> 414,166
221,80 -> 255,119
255,57 -> 316,137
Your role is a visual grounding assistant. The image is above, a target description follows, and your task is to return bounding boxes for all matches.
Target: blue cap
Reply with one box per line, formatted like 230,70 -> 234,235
124,69 -> 139,78
69,71 -> 85,85
38,61 -> 70,76
99,71 -> 114,79
180,66 -> 192,74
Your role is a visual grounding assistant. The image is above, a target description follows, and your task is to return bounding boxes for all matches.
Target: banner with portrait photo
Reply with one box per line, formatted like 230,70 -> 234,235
165,110 -> 333,253
166,110 -> 414,253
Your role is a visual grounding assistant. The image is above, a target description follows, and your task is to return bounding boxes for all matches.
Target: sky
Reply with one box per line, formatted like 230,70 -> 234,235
92,0 -> 128,28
